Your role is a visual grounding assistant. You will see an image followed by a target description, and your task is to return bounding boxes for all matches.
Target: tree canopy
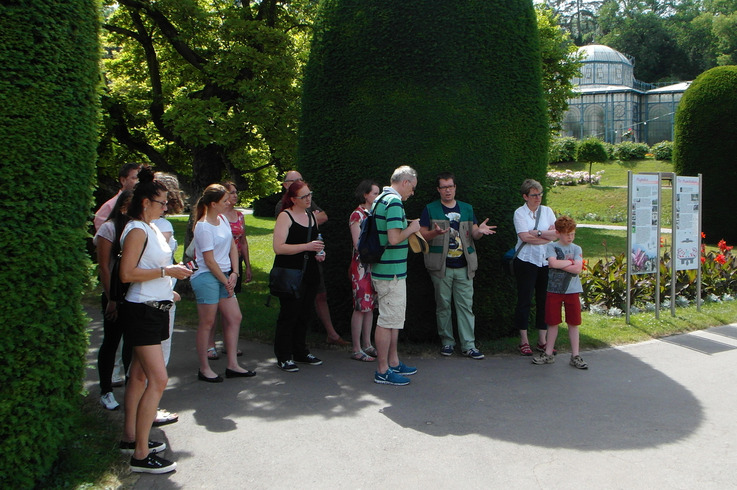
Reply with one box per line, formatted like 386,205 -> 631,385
99,0 -> 317,198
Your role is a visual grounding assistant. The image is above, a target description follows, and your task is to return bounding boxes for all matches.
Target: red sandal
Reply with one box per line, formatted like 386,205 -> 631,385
519,343 -> 533,356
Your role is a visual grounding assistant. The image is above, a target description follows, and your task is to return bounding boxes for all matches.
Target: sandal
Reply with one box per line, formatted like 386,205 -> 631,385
351,351 -> 376,362
363,345 -> 378,357
536,343 -> 557,355
519,343 -> 533,356
222,348 -> 243,357
153,408 -> 179,427
207,347 -> 220,360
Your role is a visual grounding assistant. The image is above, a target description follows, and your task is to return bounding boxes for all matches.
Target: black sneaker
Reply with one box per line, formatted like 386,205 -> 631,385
277,360 -> 299,372
119,440 -> 166,455
294,354 -> 323,365
130,453 -> 177,474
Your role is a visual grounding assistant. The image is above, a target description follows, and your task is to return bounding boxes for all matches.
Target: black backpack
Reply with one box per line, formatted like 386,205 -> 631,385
357,192 -> 389,264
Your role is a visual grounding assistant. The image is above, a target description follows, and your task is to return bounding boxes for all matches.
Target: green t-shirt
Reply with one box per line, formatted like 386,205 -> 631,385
371,188 -> 409,280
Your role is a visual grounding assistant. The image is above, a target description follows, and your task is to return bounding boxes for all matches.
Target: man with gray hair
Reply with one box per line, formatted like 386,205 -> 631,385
371,166 -> 421,386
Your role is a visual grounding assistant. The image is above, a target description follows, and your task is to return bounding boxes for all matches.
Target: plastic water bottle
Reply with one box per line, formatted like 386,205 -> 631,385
316,233 -> 325,256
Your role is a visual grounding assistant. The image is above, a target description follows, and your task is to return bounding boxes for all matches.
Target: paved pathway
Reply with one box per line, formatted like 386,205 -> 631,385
84,308 -> 737,489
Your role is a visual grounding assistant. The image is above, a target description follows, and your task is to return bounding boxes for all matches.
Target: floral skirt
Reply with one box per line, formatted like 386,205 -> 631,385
349,252 -> 376,312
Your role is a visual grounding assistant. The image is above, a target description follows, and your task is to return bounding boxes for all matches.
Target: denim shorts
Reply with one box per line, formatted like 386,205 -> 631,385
191,271 -> 231,304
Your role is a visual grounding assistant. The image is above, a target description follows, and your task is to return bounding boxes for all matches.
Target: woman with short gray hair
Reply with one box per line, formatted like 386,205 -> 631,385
512,179 -> 557,356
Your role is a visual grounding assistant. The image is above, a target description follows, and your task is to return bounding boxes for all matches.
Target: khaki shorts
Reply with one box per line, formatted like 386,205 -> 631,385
372,277 -> 406,330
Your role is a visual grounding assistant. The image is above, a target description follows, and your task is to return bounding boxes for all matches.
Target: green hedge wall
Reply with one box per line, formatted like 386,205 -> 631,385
0,1 -> 100,486
674,66 -> 737,244
297,0 -> 548,341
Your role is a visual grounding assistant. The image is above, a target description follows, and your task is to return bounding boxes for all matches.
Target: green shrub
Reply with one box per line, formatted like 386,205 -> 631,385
575,137 -> 608,184
297,0 -> 548,340
612,141 -> 650,160
651,141 -> 673,161
0,1 -> 99,486
549,136 -> 577,164
602,141 -> 615,160
674,66 -> 737,243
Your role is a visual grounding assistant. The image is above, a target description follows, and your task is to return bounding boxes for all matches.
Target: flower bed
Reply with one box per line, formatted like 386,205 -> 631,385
547,169 -> 603,186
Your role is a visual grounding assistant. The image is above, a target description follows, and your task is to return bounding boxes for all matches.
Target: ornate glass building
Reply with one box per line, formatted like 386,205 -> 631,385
561,44 -> 690,145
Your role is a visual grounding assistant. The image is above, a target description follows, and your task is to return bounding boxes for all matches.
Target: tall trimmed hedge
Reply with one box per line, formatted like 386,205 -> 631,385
674,66 -> 737,243
0,1 -> 100,486
298,0 -> 548,340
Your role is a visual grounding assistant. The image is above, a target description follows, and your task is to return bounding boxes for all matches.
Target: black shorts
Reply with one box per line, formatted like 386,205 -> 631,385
120,301 -> 170,347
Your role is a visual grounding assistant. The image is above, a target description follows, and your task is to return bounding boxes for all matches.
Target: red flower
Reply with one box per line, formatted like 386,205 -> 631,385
715,254 -> 727,265
701,257 -> 706,264
701,232 -> 706,239
717,239 -> 733,253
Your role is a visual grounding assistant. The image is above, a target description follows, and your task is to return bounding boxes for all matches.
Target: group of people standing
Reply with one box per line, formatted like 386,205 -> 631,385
93,167 -> 256,474
92,163 -> 588,474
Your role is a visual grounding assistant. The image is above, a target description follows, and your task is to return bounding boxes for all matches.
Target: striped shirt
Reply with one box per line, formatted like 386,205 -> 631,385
371,187 -> 409,280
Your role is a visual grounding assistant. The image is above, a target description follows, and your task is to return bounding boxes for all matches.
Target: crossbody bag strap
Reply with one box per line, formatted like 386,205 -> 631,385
301,210 -> 314,273
513,206 -> 543,258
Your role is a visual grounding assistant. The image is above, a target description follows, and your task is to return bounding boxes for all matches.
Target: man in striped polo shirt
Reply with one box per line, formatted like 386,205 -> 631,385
371,166 -> 421,386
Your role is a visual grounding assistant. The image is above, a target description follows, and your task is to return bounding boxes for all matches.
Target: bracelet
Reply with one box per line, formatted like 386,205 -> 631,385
160,267 -> 165,278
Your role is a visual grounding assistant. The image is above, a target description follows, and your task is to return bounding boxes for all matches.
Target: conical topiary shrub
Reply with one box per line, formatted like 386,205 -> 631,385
298,0 -> 548,341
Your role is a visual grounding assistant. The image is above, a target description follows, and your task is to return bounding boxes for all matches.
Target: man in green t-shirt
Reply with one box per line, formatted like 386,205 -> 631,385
371,166 -> 421,386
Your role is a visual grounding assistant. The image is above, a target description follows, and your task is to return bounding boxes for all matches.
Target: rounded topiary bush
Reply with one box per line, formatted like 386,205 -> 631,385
0,1 -> 99,486
298,0 -> 548,341
674,66 -> 737,243
651,141 -> 673,161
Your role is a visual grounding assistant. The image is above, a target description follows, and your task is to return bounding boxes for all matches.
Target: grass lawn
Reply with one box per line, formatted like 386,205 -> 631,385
546,159 -> 674,226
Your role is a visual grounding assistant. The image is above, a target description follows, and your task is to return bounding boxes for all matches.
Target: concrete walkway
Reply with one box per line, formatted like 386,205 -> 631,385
84,307 -> 737,489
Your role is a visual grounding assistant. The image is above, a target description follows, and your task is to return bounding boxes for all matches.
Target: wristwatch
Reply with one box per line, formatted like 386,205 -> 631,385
537,230 -> 542,238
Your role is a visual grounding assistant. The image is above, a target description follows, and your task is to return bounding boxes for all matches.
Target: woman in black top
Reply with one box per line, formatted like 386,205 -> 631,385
272,180 -> 326,372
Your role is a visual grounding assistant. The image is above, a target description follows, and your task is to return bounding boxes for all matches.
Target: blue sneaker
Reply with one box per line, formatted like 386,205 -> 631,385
374,370 -> 410,386
389,361 -> 417,376
440,345 -> 454,356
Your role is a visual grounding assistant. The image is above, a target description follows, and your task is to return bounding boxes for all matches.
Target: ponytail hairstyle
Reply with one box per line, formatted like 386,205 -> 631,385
128,166 -> 168,219
281,180 -> 309,211
194,184 -> 227,226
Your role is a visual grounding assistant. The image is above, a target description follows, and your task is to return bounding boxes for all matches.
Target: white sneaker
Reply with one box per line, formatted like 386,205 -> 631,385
100,392 -> 120,410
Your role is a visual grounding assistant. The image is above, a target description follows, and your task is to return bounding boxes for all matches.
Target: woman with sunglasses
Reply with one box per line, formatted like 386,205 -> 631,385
272,180 -> 326,372
118,167 -> 192,474
512,179 -> 557,356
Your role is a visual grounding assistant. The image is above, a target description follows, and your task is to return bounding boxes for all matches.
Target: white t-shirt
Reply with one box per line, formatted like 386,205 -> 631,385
513,204 -> 557,267
191,215 -> 233,280
121,221 -> 174,302
93,220 -> 116,248
153,217 -> 177,253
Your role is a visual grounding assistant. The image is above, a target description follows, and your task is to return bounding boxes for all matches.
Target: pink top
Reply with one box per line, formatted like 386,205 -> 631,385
229,211 -> 245,256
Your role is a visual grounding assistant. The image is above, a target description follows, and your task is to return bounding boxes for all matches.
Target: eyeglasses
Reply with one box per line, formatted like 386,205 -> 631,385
405,180 -> 416,192
151,199 -> 168,207
528,192 -> 543,198
295,192 -> 313,200
438,185 -> 456,190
